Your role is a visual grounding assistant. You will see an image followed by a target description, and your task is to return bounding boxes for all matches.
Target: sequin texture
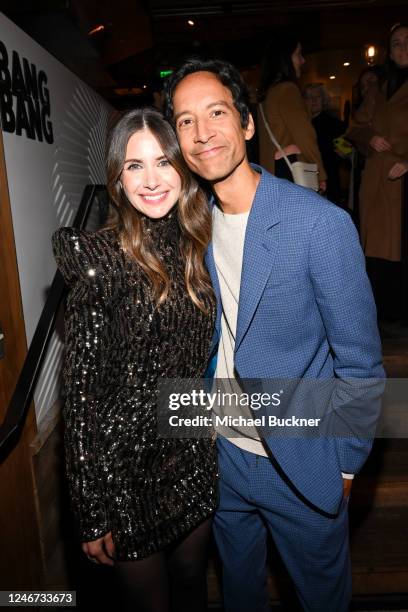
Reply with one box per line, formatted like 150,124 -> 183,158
52,212 -> 218,561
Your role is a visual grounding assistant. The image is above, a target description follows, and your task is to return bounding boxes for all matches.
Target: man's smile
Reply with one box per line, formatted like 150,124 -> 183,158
194,146 -> 225,159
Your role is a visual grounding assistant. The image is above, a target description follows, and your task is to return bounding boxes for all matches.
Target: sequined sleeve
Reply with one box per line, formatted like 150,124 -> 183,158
52,227 -> 112,542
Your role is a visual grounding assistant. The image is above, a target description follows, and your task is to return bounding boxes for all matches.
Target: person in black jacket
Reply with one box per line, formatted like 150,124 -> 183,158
304,83 -> 346,205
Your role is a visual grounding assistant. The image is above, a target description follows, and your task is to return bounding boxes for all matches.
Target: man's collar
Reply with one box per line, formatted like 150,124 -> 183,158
208,163 -> 264,210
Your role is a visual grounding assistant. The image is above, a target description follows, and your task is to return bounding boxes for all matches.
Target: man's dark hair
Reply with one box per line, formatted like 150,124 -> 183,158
163,57 -> 251,128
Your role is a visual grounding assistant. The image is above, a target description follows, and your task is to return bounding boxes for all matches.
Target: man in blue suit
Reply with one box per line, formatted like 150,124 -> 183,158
164,59 -> 384,612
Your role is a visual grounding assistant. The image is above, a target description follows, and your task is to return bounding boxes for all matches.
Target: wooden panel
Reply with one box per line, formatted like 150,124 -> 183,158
31,413 -> 70,589
0,127 -> 43,590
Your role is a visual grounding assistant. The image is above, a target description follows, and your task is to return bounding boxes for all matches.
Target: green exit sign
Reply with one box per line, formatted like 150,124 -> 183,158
160,70 -> 173,78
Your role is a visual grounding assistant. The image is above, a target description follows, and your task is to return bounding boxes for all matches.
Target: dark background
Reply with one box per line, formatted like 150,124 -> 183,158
1,0 -> 408,111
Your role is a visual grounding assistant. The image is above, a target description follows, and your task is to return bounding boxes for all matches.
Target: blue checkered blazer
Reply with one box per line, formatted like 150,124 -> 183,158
205,166 -> 385,516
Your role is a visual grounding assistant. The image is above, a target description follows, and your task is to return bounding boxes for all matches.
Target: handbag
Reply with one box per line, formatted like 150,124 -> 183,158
259,103 -> 319,191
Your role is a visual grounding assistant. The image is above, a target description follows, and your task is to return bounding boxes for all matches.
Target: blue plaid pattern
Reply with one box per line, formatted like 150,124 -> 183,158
214,437 -> 352,612
205,166 -> 385,515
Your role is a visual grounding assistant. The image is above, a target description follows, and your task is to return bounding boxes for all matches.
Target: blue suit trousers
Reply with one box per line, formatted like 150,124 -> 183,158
213,436 -> 352,612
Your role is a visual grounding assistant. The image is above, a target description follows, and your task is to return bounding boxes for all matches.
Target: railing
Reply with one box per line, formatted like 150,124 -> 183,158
0,185 -> 108,460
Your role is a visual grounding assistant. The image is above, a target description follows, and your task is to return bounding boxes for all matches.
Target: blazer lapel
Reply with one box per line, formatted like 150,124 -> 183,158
235,169 -> 281,352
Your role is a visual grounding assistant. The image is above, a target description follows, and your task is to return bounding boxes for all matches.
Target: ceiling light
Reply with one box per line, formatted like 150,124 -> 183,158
329,75 -> 336,80
187,19 -> 195,26
343,62 -> 350,67
365,44 -> 378,65
88,24 -> 105,36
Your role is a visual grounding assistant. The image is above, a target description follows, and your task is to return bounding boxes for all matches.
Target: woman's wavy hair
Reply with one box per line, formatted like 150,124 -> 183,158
351,65 -> 384,111
303,83 -> 331,112
104,107 -> 213,312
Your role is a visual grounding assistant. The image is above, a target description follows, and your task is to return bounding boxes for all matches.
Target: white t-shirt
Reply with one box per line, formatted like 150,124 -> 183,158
212,204 -> 268,456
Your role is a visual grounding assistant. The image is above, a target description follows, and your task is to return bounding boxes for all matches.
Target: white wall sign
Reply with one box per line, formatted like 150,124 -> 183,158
0,12 -> 113,429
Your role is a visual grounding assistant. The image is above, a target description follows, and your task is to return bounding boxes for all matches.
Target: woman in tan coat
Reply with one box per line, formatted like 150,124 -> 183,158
258,32 -> 327,192
348,23 -> 408,320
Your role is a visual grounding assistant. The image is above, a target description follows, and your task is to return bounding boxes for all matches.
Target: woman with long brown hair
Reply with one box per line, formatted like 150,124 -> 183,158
52,107 -> 218,612
257,31 -> 327,192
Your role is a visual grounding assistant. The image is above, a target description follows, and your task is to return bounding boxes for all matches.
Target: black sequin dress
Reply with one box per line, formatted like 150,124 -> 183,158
52,211 -> 218,561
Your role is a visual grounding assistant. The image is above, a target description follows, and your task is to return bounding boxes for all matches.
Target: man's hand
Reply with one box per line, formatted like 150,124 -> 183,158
388,161 -> 408,180
369,135 -> 392,153
82,531 -> 115,566
343,478 -> 353,500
